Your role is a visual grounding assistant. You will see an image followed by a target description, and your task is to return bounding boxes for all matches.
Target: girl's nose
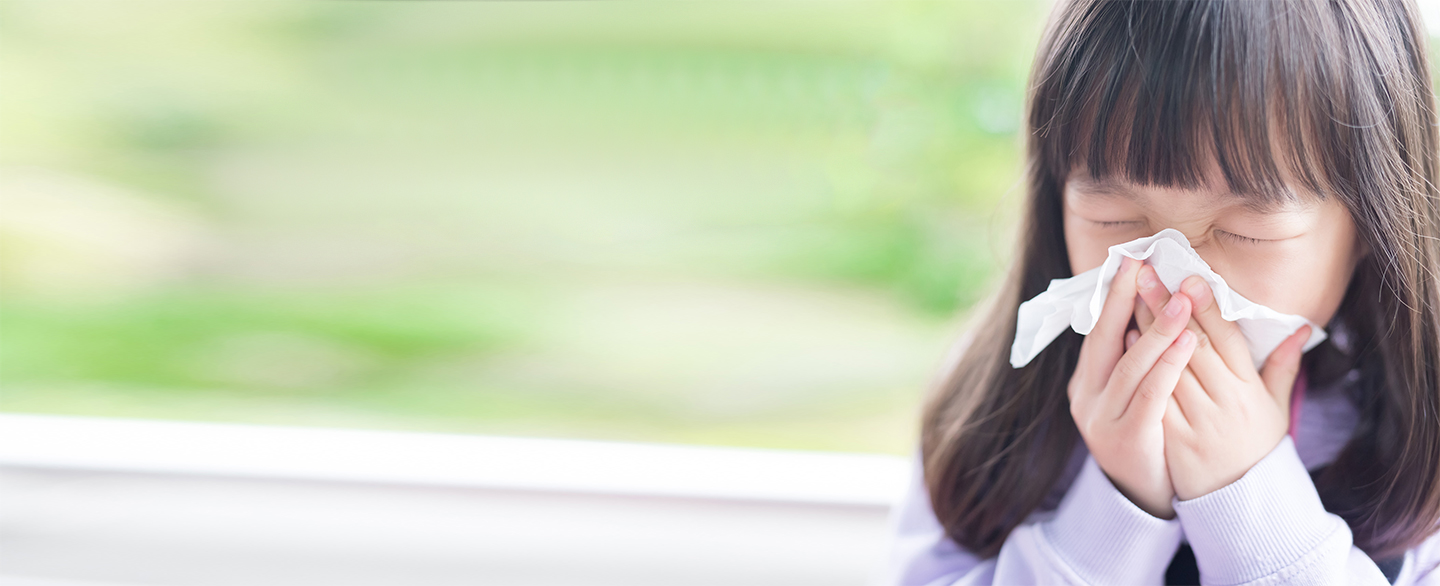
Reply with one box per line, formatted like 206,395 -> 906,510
1161,226 -> 1210,251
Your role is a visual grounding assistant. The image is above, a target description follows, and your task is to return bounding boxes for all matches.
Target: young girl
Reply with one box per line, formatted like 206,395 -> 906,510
882,0 -> 1440,584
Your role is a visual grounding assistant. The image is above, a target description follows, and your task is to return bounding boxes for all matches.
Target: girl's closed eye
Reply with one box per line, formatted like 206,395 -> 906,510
1090,219 -> 1273,245
1217,230 -> 1267,245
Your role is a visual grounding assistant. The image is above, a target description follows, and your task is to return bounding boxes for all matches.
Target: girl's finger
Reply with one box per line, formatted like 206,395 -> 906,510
1170,366 -> 1211,423
1136,265 -> 1206,339
1177,329 -> 1240,408
1260,324 -> 1311,406
1135,292 -> 1156,332
1103,292 -> 1191,417
1125,329 -> 1140,350
1093,256 -> 1143,342
1079,256 -> 1143,393
1179,275 -> 1256,380
1164,390 -> 1191,436
1122,329 -> 1196,422
1135,266 -> 1232,405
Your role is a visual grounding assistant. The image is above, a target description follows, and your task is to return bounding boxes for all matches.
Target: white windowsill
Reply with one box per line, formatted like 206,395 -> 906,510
0,413 -> 909,508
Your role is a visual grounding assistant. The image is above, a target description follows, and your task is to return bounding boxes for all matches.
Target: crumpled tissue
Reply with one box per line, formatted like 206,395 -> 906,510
1010,228 -> 1328,370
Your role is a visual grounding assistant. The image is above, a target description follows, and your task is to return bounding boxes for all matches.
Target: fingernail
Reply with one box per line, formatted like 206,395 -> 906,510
1138,269 -> 1157,290
1178,330 -> 1195,345
1182,278 -> 1208,304
1164,295 -> 1184,317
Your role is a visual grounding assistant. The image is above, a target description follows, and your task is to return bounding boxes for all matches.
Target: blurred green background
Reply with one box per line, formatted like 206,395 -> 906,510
0,0 -> 1143,455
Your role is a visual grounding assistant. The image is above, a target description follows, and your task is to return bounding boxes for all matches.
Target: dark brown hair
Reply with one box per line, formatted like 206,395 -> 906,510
921,0 -> 1440,561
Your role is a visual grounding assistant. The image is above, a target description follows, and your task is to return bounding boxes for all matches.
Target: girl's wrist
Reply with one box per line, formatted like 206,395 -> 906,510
1105,471 -> 1176,519
1133,494 -> 1176,520
1173,432 -> 1287,501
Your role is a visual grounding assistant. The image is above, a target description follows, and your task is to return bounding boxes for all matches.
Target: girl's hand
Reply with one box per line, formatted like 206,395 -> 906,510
1128,265 -> 1310,501
1068,255 -> 1197,520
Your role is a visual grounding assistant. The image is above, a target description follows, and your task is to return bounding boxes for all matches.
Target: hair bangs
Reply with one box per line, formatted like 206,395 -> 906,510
1031,0 -> 1344,211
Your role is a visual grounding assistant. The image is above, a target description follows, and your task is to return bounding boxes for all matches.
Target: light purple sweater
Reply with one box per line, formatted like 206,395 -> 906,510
880,366 -> 1440,585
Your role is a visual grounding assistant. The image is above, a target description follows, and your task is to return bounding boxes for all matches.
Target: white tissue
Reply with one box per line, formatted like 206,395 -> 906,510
1009,228 -> 1328,370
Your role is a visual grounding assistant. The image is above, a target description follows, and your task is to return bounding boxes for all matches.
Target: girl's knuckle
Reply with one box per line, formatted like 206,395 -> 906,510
1113,359 -> 1144,382
1214,328 -> 1241,350
1159,349 -> 1187,368
1192,331 -> 1212,352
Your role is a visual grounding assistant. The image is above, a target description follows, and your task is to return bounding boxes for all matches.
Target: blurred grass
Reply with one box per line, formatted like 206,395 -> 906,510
0,0 -> 1048,454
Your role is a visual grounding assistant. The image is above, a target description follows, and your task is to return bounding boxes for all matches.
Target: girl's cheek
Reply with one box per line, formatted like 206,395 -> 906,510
1217,249 -> 1324,316
1062,228 -> 1119,274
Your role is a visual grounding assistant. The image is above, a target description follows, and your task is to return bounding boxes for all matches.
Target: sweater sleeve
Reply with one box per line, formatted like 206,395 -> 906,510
880,450 -> 1184,585
1172,434 -> 1417,585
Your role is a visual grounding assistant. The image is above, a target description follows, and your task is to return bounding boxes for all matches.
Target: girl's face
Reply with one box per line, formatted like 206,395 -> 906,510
1061,162 -> 1367,329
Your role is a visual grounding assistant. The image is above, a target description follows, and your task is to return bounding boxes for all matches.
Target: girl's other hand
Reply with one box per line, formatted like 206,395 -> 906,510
1130,266 -> 1307,501
1068,255 -> 1196,520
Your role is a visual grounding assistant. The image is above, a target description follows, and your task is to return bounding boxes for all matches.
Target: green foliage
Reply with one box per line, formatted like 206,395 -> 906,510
0,0 -> 1049,452
1,283 -> 529,391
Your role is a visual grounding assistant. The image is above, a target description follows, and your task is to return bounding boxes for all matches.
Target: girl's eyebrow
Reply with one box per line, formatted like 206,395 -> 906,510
1069,176 -> 1316,215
